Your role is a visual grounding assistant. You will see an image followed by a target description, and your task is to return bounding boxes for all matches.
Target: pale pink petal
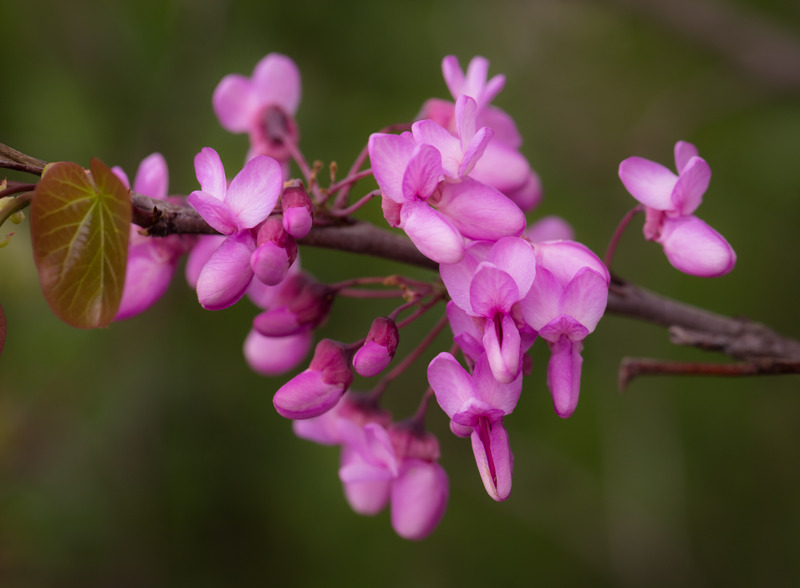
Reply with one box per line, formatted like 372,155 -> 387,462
538,315 -> 590,344
368,132 -> 416,203
486,236 -> 536,297
547,337 -> 584,418
185,235 -> 226,289
469,265 -> 519,316
481,314 -> 521,384
114,239 -> 178,321
525,216 -> 575,243
282,206 -> 312,239
504,171 -> 543,212
658,215 -> 736,277
194,147 -> 227,198
196,231 -> 255,310
441,55 -> 466,101
532,240 -> 610,287
436,178 -> 525,241
251,53 -> 302,115
225,156 -> 281,228
352,341 -> 392,377
391,460 -> 449,540
468,141 -> 531,195
111,166 -> 130,190
274,369 -> 344,420
133,153 -> 168,200
471,353 -> 522,414
400,201 -> 464,264
671,156 -> 710,216
243,328 -> 312,376
427,352 -> 476,419
558,267 -> 609,333
188,190 -> 239,235
213,74 -> 258,133
477,105 -> 521,149
674,140 -> 698,172
470,419 -> 512,501
439,249 -> 482,313
463,57 -> 490,101
520,266 -> 562,331
402,143 -> 443,201
459,126 -> 493,178
411,120 -> 461,178
250,241 -> 291,286
446,302 -> 485,362
618,156 -> 678,210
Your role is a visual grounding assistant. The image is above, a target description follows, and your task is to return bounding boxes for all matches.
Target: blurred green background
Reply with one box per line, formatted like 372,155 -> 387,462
1,0 -> 800,586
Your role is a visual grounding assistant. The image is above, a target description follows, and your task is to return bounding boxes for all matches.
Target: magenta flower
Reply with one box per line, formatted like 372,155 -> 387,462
618,140 -> 736,277
520,240 -> 610,418
187,147 -> 282,309
352,316 -> 399,377
213,53 -> 301,168
428,352 -> 521,501
368,128 -> 525,264
440,236 -> 537,383
112,153 -> 192,320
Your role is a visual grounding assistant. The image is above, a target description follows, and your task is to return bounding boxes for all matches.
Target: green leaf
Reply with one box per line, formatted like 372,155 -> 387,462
30,159 -> 131,329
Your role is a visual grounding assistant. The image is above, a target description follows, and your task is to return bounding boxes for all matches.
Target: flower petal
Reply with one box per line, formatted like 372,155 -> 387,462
436,178 -> 525,241
671,156 -> 710,216
194,147 -> 227,198
400,201 -> 464,264
546,337 -> 584,418
225,156 -> 282,229
673,140 -> 698,173
133,153 -> 168,200
251,53 -> 302,115
188,190 -> 239,235
213,74 -> 258,133
391,460 -> 449,540
243,328 -> 312,376
427,352 -> 476,419
368,132 -> 415,203
558,267 -> 609,333
196,231 -> 255,310
658,215 -> 736,277
618,156 -> 678,210
470,418 -> 513,501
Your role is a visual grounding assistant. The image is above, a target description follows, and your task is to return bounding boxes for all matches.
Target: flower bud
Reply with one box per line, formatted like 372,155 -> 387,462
273,339 -> 353,419
253,273 -> 334,337
352,316 -> 399,377
391,459 -> 449,540
251,216 -> 298,286
281,180 -> 313,239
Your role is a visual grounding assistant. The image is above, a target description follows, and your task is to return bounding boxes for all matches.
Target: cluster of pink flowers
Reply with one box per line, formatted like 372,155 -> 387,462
111,52 -> 735,540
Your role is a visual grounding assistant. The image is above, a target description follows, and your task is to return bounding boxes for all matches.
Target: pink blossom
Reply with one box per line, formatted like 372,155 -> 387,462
440,237 -> 537,382
618,140 -> 736,277
352,316 -> 399,377
187,147 -> 282,309
213,53 -> 301,169
520,240 -> 610,418
112,153 -> 192,320
428,352 -> 520,501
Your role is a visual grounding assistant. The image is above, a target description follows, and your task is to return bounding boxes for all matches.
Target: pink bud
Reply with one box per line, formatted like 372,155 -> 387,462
352,317 -> 399,377
253,273 -> 334,337
390,459 -> 449,540
251,216 -> 298,286
281,180 -> 313,239
273,339 -> 353,419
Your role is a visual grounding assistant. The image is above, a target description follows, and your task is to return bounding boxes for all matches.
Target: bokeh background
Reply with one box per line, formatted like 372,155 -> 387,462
1,0 -> 799,586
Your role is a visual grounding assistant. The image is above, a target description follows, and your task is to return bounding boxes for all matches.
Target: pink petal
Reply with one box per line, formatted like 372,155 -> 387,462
439,249 -> 482,313
618,156 -> 678,210
251,53 -> 302,115
441,55 -> 466,101
185,235 -> 226,288
671,156 -> 710,216
520,266 -> 562,331
250,241 -> 291,286
470,419 -> 513,501
114,238 -> 178,320
133,153 -> 168,200
486,236 -> 536,297
243,328 -> 312,376
468,141 -> 531,195
525,216 -> 575,243
188,190 -> 239,235
194,147 -> 227,198
463,56 -> 490,101
558,267 -> 609,333
459,126 -> 493,178
477,105 -> 521,149
471,353 -> 522,415
391,460 -> 449,540
658,215 -> 736,277
673,140 -> 698,172
282,206 -> 313,239
195,231 -> 255,310
427,352 -> 476,419
402,143 -> 443,201
532,240 -> 610,287
400,201 -> 464,264
469,265 -> 519,316
273,369 -> 344,420
546,337 -> 584,418
445,302 -> 484,363
225,156 -> 281,229
352,341 -> 392,377
455,95 -> 477,147
213,74 -> 258,133
368,132 -> 415,203
481,313 -> 521,384
411,120 -> 461,179
436,178 -> 525,241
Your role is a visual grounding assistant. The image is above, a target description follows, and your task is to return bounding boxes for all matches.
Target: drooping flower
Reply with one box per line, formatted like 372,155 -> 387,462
618,140 -> 736,277
187,147 -> 282,310
520,240 -> 610,418
428,352 -> 521,501
213,53 -> 302,171
440,236 -> 537,383
112,153 -> 193,320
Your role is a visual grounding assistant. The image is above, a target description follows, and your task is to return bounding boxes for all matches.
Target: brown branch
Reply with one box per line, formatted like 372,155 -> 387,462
3,143 -> 799,372
618,357 -> 800,390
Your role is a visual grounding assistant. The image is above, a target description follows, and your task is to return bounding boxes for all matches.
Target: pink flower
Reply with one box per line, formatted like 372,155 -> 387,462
618,140 -> 736,277
440,237 -> 537,383
428,352 -> 520,501
187,147 -> 282,309
112,153 -> 192,320
520,240 -> 610,418
213,53 -> 301,168
352,316 -> 399,377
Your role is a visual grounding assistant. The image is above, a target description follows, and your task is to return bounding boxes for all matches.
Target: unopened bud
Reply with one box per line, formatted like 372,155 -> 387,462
281,180 -> 313,239
252,216 -> 297,286
352,316 -> 399,377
